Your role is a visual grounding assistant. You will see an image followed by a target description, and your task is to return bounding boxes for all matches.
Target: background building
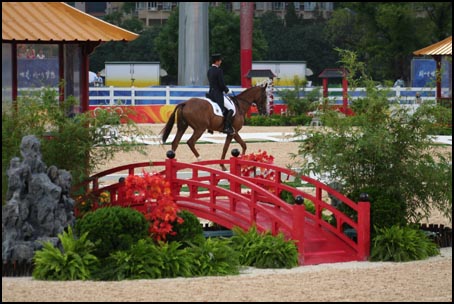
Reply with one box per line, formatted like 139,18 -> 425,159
71,2 -> 334,26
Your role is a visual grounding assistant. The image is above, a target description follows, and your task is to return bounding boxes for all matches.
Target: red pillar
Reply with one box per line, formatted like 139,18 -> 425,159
292,203 -> 306,265
80,45 -> 90,113
322,78 -> 328,98
58,44 -> 65,104
240,2 -> 253,88
433,55 -> 442,102
12,43 -> 18,104
357,200 -> 371,260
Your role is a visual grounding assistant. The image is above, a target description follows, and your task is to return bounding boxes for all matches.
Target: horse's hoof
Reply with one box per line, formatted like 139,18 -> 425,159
196,157 -> 202,161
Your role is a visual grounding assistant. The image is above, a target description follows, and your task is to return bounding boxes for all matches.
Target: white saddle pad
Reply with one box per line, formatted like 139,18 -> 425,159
201,96 -> 236,117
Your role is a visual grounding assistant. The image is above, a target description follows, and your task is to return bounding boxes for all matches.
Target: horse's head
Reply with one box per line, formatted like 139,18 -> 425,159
254,83 -> 268,115
236,84 -> 268,115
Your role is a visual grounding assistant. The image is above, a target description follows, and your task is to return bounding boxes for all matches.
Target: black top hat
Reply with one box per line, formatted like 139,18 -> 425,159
211,53 -> 223,62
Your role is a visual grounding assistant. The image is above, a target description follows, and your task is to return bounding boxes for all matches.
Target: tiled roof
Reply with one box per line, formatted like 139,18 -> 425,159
413,36 -> 452,56
246,70 -> 277,78
2,2 -> 138,42
318,68 -> 347,78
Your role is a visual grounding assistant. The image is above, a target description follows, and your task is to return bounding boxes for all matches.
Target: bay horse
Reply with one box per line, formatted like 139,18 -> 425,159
160,84 -> 268,170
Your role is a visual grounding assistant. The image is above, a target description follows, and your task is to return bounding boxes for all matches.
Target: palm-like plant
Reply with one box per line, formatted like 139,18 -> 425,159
32,226 -> 98,280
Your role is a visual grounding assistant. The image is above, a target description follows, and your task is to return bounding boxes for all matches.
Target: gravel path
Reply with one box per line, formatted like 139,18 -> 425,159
2,248 -> 451,302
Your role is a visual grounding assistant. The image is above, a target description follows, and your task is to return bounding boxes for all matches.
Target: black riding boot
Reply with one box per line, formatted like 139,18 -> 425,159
222,109 -> 235,135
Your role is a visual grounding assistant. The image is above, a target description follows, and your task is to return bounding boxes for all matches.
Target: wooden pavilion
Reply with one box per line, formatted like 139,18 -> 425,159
318,68 -> 349,114
413,36 -> 452,104
2,2 -> 138,112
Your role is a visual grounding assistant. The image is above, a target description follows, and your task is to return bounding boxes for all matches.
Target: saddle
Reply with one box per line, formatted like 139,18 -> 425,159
204,95 -> 236,117
204,94 -> 236,135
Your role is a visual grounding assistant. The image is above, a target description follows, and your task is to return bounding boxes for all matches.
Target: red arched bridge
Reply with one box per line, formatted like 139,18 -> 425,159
75,153 -> 370,266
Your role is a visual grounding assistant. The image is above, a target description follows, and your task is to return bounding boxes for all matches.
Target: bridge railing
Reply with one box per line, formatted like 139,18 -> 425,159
74,155 -> 371,262
227,158 -> 370,260
165,158 -> 294,235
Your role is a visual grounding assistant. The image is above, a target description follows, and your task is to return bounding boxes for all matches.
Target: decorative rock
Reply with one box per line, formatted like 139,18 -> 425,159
2,135 -> 75,274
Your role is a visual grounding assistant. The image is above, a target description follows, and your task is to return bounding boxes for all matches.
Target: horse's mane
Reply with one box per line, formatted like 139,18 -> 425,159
237,85 -> 263,98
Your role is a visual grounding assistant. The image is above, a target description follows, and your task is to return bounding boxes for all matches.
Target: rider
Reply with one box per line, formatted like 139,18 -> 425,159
207,53 -> 235,135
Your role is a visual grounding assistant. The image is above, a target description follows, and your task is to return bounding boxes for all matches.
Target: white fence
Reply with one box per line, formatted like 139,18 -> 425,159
88,86 -> 438,107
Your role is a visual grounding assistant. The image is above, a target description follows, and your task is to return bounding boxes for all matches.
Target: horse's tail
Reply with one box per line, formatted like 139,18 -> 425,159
160,104 -> 180,143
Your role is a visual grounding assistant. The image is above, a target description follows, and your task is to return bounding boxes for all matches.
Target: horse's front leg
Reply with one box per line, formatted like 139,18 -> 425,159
220,134 -> 234,171
233,133 -> 247,155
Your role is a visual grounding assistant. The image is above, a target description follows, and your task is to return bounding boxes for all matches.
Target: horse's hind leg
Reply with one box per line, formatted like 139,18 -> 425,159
171,125 -> 188,152
186,129 -> 205,161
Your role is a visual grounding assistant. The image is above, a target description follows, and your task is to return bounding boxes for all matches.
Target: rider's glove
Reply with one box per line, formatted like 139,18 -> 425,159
225,89 -> 232,95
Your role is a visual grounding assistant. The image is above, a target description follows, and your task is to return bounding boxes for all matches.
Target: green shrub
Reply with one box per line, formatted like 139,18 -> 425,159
94,238 -> 163,280
94,239 -> 194,280
416,102 -> 452,136
75,206 -> 149,259
157,241 -> 194,278
230,225 -> 298,269
295,49 -> 452,226
166,210 -> 205,246
32,226 -> 98,280
188,238 -> 240,276
348,187 -> 407,234
277,76 -> 319,116
2,88 -> 146,203
370,225 -> 440,262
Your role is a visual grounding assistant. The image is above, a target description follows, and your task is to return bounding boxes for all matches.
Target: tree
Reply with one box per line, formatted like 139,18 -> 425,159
154,7 -> 180,81
293,49 -> 452,228
122,27 -> 160,62
2,88 -> 147,201
89,3 -> 159,73
155,5 -> 268,85
284,2 -> 299,28
257,11 -> 337,85
257,11 -> 286,60
419,2 -> 452,41
323,3 -> 451,82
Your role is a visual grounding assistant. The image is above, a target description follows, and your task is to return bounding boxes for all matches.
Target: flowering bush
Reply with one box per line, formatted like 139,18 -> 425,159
75,194 -> 94,217
239,150 -> 275,181
75,190 -> 110,217
98,191 -> 110,205
123,171 -> 183,242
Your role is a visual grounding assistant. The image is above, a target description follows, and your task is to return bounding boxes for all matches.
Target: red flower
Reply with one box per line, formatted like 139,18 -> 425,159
123,170 -> 182,242
239,150 -> 278,193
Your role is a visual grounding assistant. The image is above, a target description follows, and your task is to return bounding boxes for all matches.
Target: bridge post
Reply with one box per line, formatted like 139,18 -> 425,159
229,152 -> 241,211
293,196 -> 306,265
357,193 -> 371,261
229,154 -> 241,192
165,157 -> 179,198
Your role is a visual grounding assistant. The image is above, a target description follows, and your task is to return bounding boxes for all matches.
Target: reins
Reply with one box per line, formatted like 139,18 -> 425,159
228,86 -> 266,116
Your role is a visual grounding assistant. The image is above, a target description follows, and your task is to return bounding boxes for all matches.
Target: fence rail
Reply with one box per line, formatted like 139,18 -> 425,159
14,85 -> 444,123
87,86 -> 438,107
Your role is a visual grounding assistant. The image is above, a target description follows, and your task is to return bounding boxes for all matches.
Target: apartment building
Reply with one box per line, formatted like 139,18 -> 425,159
73,2 -> 333,26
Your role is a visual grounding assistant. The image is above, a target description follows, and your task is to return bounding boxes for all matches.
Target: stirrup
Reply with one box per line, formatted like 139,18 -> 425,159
222,127 -> 235,135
